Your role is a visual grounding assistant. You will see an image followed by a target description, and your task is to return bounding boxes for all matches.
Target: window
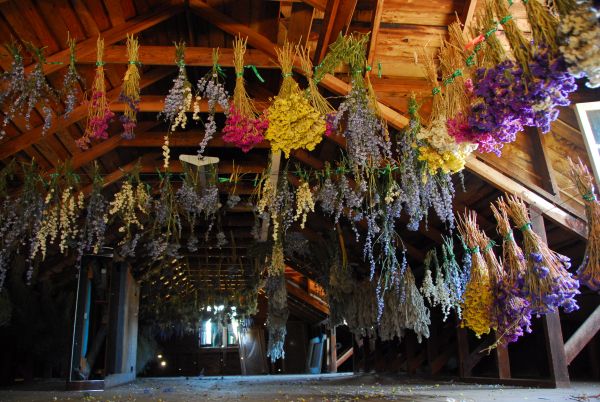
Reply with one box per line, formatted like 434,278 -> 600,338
576,101 -> 600,185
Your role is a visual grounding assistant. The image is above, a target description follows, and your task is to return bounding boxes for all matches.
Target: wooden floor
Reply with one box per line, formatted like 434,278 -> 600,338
1,374 -> 599,401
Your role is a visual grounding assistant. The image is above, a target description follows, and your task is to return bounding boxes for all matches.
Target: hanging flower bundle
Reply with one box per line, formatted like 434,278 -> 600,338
417,47 -> 475,174
197,48 -> 229,156
265,42 -> 325,158
108,173 -> 150,257
62,35 -> 83,120
490,199 -> 532,345
333,34 -> 391,171
148,174 -> 182,260
120,34 -> 141,139
457,210 -> 494,338
265,241 -> 288,362
398,267 -> 431,343
222,36 -> 268,152
559,0 -> 600,88
76,165 -> 108,269
31,169 -> 84,262
160,42 -> 194,131
79,37 -> 114,149
567,158 -> 600,291
441,236 -> 467,320
294,179 -> 315,229
0,42 -> 26,138
505,195 -> 580,316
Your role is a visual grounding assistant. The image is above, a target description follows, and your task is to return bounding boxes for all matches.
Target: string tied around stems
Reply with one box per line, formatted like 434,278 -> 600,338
519,222 -> 532,232
282,72 -> 293,78
469,246 -> 480,254
484,240 -> 496,253
244,64 -> 265,83
583,191 -> 597,202
96,61 -> 105,67
504,230 -> 514,241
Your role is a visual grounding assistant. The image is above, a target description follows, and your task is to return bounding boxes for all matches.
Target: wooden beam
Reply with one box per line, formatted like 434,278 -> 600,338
459,0 -> 479,34
564,304 -> 600,365
530,205 -> 570,388
366,0 -> 384,67
0,67 -> 172,162
110,95 -> 269,113
22,3 -> 183,76
336,347 -> 353,367
526,127 -> 560,196
302,0 -> 327,11
188,0 -> 409,131
313,0 -> 358,64
286,279 -> 330,314
121,132 -> 271,149
328,327 -> 338,373
466,157 -> 587,238
77,46 -> 278,68
287,2 -> 315,47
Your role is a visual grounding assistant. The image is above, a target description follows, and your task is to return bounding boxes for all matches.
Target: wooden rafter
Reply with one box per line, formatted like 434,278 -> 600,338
77,46 -> 278,68
287,2 -> 315,46
366,0 -> 384,67
21,2 -> 184,76
527,126 -> 560,196
188,0 -> 409,130
313,0 -> 358,64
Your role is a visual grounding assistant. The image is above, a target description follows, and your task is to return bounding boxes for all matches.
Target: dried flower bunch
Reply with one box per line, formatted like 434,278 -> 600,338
265,241 -> 288,362
222,36 -> 268,152
148,174 -> 182,260
0,42 -> 26,139
490,200 -> 532,345
440,236 -> 467,320
334,34 -> 391,171
79,37 -> 114,149
265,42 -> 325,157
294,180 -> 315,229
77,164 -> 108,264
504,195 -> 580,316
567,158 -> 600,291
108,173 -> 150,254
457,210 -> 494,338
1,42 -> 56,138
31,169 -> 84,262
62,35 -> 83,120
160,42 -> 195,131
120,34 -> 141,139
196,48 -> 229,156
559,0 -> 600,88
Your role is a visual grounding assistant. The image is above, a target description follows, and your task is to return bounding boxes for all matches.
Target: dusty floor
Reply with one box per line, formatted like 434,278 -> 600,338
0,373 -> 599,402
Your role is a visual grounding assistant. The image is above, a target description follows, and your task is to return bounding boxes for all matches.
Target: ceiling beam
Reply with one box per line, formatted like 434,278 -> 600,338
0,67 -> 172,162
21,2 -> 184,76
76,46 -> 278,68
302,0 -> 327,11
366,0 -> 384,67
465,157 -> 587,238
287,2 -> 315,47
109,95 -> 269,113
313,0 -> 358,64
459,0 -> 478,34
188,0 -> 409,130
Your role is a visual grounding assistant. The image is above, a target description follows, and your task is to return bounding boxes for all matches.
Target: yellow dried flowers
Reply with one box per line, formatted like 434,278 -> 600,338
265,42 -> 325,157
294,181 -> 315,229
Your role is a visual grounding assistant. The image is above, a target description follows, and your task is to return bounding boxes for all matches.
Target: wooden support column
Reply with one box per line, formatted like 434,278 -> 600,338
328,327 -> 338,373
495,333 -> 511,379
456,327 -> 471,378
527,127 -> 560,196
564,304 -> 600,365
312,0 -> 358,64
530,206 -> 570,388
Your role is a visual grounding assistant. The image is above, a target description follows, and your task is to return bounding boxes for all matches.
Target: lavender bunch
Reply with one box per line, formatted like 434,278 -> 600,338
5,43 -> 56,136
441,236 -> 466,320
62,36 -> 83,120
468,60 -> 528,155
160,42 -> 194,131
265,270 -> 289,362
334,84 -> 392,171
77,169 -> 107,264
521,47 -> 577,133
196,49 -> 229,156
315,176 -> 337,216
0,43 -> 26,139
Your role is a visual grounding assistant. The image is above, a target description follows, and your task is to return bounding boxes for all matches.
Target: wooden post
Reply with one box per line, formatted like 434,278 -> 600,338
564,304 -> 600,364
530,206 -> 570,388
456,327 -> 470,378
328,327 -> 337,373
495,335 -> 511,379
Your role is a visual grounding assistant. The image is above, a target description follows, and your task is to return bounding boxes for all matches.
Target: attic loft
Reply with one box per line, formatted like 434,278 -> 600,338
0,0 -> 599,400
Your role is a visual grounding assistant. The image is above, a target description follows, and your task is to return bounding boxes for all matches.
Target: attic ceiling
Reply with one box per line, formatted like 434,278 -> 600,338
0,0 -> 595,271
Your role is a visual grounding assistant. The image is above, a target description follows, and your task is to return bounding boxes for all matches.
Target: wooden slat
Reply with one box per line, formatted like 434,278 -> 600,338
313,0 -> 358,64
466,157 -> 587,238
109,95 -> 269,113
302,0 -> 327,10
0,67 -> 171,161
77,45 -> 278,67
366,0 -> 384,66
23,2 -> 183,76
531,206 -> 571,388
287,2 -> 314,46
286,279 -> 330,315
564,304 -> 600,365
103,0 -> 126,26
527,127 -> 560,196
71,0 -> 101,37
83,0 -> 112,31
